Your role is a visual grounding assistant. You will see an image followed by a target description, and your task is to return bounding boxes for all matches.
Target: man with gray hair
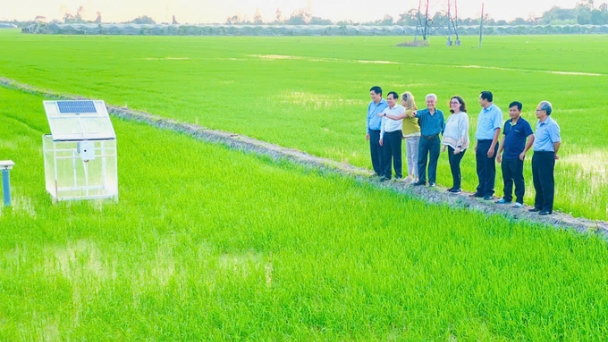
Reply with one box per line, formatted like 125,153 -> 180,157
530,101 -> 561,215
412,94 -> 445,187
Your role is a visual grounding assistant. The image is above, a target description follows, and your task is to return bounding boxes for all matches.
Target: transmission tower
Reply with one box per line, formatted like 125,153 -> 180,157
414,0 -> 460,46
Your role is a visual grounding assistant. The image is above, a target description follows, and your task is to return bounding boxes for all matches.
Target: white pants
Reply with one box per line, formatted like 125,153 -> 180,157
405,136 -> 419,179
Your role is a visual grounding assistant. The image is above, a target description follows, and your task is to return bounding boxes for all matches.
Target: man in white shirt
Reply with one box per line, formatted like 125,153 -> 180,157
379,92 -> 405,181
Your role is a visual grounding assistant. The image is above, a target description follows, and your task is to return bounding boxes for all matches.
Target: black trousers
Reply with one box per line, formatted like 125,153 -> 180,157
475,139 -> 499,197
448,146 -> 466,189
501,158 -> 525,204
369,130 -> 383,176
381,131 -> 403,179
532,152 -> 556,212
418,136 -> 440,183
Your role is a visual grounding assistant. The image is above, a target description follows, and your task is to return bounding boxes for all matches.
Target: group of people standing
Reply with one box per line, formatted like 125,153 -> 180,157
366,87 -> 561,215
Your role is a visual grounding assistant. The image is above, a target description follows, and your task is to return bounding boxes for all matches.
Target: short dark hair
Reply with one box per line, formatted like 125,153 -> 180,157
509,101 -> 523,111
449,96 -> 467,113
480,91 -> 493,102
370,86 -> 382,95
387,91 -> 398,100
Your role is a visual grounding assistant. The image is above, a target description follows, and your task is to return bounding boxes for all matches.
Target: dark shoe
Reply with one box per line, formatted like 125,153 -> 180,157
449,188 -> 461,193
446,187 -> 453,192
413,181 -> 426,186
470,193 -> 483,198
529,208 -> 541,213
483,195 -> 493,200
428,182 -> 436,187
539,211 -> 552,216
379,177 -> 390,182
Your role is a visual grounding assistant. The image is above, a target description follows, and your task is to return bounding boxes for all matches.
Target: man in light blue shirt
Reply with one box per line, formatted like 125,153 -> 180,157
530,101 -> 561,216
472,91 -> 503,200
366,86 -> 388,177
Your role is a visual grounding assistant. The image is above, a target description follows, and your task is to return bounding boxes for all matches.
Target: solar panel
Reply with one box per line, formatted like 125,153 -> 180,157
43,100 -> 115,141
57,101 -> 98,114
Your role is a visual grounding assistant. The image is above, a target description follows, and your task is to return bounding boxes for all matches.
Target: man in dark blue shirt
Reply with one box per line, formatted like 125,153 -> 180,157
496,101 -> 534,207
412,94 -> 445,187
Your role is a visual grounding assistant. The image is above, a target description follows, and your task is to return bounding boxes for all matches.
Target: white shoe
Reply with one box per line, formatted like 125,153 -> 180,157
513,203 -> 523,208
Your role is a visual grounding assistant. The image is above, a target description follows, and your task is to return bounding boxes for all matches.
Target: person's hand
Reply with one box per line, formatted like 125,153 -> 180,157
555,154 -> 560,160
454,148 -> 461,155
441,145 -> 447,153
377,113 -> 384,117
519,152 -> 526,161
474,145 -> 477,153
366,134 -> 370,141
379,139 -> 383,147
412,111 -> 417,117
497,154 -> 502,163
487,148 -> 495,158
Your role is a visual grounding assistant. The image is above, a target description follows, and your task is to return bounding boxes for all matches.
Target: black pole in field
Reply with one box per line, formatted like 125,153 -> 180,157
479,3 -> 485,48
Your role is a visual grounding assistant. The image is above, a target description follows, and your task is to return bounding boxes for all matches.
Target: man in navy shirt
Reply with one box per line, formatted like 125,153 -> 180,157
366,86 -> 388,177
495,101 -> 535,208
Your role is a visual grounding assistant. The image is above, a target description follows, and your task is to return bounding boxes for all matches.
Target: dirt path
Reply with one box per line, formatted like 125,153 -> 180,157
2,77 -> 606,238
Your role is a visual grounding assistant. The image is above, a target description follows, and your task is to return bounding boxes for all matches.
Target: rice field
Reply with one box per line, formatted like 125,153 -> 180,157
0,31 -> 606,220
1,31 -> 608,339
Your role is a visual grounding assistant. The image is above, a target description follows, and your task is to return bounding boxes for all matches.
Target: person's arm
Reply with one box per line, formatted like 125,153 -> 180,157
520,134 -> 535,160
379,116 -> 386,146
553,142 -> 561,159
496,121 -> 507,162
380,108 -> 408,121
366,104 -> 371,137
549,123 -> 561,160
440,112 -> 446,136
488,111 -> 503,158
496,136 -> 505,163
488,128 -> 501,157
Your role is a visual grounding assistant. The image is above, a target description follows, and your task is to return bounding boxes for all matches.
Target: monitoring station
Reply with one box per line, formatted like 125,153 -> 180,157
43,100 -> 118,202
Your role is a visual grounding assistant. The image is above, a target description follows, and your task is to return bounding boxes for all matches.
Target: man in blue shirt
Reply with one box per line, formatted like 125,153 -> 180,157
472,91 -> 503,200
530,101 -> 561,215
412,94 -> 445,187
366,86 -> 388,177
495,101 -> 534,208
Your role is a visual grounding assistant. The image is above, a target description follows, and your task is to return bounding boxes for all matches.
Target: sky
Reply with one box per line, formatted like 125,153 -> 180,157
0,0 -> 587,24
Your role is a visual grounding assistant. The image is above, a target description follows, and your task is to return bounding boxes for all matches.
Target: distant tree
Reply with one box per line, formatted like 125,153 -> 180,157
253,9 -> 263,24
540,6 -> 576,24
380,14 -> 394,26
128,15 -> 156,24
576,5 -> 592,24
95,12 -> 102,24
225,15 -> 240,25
285,9 -> 311,25
275,8 -> 283,23
172,15 -> 179,24
310,16 -> 332,25
396,9 -> 420,25
509,17 -> 528,25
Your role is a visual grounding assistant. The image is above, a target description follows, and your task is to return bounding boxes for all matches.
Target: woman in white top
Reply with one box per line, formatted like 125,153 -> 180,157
441,96 -> 470,193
